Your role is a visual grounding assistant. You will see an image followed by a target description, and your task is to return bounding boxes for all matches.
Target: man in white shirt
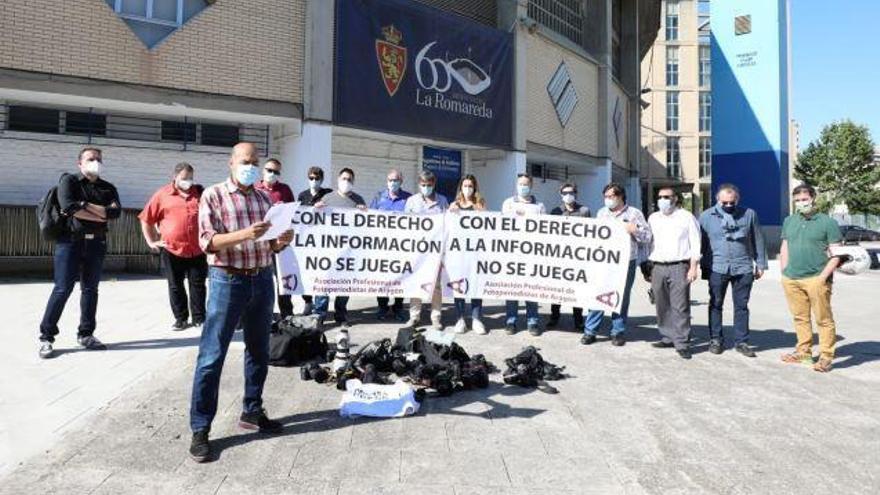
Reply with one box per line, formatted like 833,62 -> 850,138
647,187 -> 701,359
404,170 -> 448,329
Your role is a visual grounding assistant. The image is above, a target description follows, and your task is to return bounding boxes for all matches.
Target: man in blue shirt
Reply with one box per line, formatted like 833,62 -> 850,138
368,169 -> 412,321
699,183 -> 768,357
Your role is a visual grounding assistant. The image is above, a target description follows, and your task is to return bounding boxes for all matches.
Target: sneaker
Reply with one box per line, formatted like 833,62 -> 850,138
580,334 -> 597,345
453,318 -> 468,334
677,348 -> 693,360
527,323 -> 542,336
38,342 -> 55,359
77,335 -> 107,351
172,319 -> 189,331
472,318 -> 487,335
406,315 -> 420,329
505,323 -> 517,335
708,339 -> 724,355
430,311 -> 442,331
189,430 -> 211,463
239,408 -> 283,433
735,343 -> 757,358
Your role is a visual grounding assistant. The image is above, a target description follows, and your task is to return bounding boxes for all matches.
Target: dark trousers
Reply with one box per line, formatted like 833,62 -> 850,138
652,262 -> 692,350
377,297 -> 404,314
271,257 -> 294,318
39,237 -> 106,343
550,304 -> 584,327
708,271 -> 754,345
314,295 -> 349,322
161,250 -> 207,323
190,267 -> 274,433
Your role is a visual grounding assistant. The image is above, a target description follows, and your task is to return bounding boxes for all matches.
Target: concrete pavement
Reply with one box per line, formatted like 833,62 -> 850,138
1,263 -> 879,494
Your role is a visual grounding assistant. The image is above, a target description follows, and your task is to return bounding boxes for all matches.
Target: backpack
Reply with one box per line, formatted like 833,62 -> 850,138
268,315 -> 327,367
36,174 -> 69,241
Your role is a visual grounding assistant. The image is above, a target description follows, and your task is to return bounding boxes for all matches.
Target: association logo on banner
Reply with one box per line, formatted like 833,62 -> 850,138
376,25 -> 407,97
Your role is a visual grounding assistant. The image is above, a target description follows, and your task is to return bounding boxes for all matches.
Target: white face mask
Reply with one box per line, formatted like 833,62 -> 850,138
658,198 -> 674,213
338,179 -> 353,194
461,186 -> 474,198
561,193 -> 576,205
83,159 -> 102,177
176,179 -> 193,191
309,178 -> 322,190
604,197 -> 620,210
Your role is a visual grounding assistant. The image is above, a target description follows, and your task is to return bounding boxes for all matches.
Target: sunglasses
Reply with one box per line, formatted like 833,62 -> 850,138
658,195 -> 674,199
264,169 -> 281,175
308,176 -> 321,180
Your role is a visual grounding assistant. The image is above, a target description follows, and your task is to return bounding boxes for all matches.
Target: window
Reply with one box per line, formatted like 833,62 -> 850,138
665,1 -> 680,41
66,112 -> 107,136
699,45 -> 711,87
699,137 -> 712,178
699,92 -> 712,132
666,137 -> 681,178
666,46 -> 679,86
104,0 -> 208,48
8,106 -> 60,134
666,92 -> 679,132
201,123 -> 240,147
527,0 -> 585,47
161,120 -> 196,142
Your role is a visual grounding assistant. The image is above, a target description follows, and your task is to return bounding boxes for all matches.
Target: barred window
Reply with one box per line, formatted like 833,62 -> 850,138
666,46 -> 680,87
528,0 -> 585,46
666,137 -> 681,178
666,92 -> 680,132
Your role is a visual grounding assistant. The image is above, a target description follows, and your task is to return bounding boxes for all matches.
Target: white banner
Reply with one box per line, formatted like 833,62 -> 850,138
277,207 -> 444,299
442,211 -> 632,312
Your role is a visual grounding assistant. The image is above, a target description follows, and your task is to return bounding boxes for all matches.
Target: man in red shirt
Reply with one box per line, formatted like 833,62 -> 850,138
256,158 -> 296,317
139,162 -> 207,331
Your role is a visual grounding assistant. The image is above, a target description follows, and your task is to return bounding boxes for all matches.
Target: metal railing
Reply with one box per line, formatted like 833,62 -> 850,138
528,0 -> 584,47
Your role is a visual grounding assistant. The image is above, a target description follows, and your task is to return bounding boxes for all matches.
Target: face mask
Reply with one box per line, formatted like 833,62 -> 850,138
604,197 -> 620,209
795,199 -> 814,214
562,194 -> 576,205
263,171 -> 278,184
719,202 -> 737,213
420,184 -> 434,196
83,160 -> 102,177
309,179 -> 322,190
235,163 -> 260,187
176,179 -> 193,191
338,179 -> 353,194
658,198 -> 673,213
461,186 -> 474,198
388,180 -> 401,193
517,185 -> 531,197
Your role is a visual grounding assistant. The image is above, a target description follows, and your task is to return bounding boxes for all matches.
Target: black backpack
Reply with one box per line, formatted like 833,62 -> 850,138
268,315 -> 327,367
36,174 -> 69,241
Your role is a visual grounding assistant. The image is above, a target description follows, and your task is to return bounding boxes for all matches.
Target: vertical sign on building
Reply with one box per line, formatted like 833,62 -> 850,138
422,146 -> 462,201
712,0 -> 790,226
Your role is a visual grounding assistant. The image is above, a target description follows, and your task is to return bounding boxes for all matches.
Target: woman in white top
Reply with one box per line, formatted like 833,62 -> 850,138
448,174 -> 487,334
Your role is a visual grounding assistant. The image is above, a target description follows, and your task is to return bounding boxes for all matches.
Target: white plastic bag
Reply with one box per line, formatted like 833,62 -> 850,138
339,379 -> 420,418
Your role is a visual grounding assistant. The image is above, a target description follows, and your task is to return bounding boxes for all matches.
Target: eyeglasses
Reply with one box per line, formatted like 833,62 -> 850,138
264,169 -> 280,175
308,176 -> 321,181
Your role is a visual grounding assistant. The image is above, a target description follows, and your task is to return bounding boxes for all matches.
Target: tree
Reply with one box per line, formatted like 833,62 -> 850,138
796,120 -> 880,214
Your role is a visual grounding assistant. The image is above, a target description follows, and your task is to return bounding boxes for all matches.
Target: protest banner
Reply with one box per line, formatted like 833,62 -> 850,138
277,207 -> 444,299
442,211 -> 632,312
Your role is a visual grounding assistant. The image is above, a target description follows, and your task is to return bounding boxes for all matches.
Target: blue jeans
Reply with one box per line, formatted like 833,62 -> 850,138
313,295 -> 350,322
39,237 -> 107,342
454,298 -> 483,319
190,267 -> 274,433
506,300 -> 538,326
585,260 -> 637,336
708,271 -> 754,345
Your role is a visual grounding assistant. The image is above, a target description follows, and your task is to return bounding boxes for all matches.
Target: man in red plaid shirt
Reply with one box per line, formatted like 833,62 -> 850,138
189,142 -> 294,463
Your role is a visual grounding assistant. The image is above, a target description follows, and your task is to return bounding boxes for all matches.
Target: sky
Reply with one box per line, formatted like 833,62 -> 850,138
791,0 -> 880,150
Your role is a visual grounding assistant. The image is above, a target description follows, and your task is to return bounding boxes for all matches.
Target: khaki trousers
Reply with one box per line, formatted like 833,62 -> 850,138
781,275 -> 837,360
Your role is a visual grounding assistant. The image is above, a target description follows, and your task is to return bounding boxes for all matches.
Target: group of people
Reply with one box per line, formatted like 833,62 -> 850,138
37,142 -> 844,462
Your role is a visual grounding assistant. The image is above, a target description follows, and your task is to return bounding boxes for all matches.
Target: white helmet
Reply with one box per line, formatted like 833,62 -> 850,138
830,245 -> 871,275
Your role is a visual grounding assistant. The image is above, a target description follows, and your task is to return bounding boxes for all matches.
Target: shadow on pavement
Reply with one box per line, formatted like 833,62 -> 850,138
833,341 -> 880,370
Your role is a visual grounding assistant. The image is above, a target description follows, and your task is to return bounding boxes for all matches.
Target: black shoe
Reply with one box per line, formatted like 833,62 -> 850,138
708,339 -> 724,355
546,317 -> 559,329
191,319 -> 205,328
239,408 -> 283,433
528,324 -> 542,336
375,309 -> 389,321
172,319 -> 189,331
301,303 -> 313,316
735,343 -> 757,358
189,431 -> 211,463
77,335 -> 107,350
677,348 -> 692,360
611,334 -> 626,347
573,319 -> 585,332
505,323 -> 517,335
652,341 -> 674,349
580,334 -> 597,345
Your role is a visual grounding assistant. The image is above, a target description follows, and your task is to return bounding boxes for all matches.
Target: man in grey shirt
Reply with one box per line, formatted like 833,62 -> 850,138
313,168 -> 366,326
699,183 -> 768,357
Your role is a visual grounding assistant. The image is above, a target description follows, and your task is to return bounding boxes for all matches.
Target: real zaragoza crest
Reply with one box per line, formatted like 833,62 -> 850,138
376,25 -> 407,97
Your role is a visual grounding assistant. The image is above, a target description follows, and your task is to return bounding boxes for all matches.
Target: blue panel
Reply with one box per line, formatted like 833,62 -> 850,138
713,151 -> 788,226
422,147 -> 462,200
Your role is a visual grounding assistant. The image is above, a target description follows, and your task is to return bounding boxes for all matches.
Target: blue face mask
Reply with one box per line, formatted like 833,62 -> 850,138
517,185 -> 531,197
420,184 -> 434,196
235,163 -> 260,187
388,180 -> 401,193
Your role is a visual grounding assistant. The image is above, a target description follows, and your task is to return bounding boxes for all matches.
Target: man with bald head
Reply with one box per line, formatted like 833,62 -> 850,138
189,142 -> 294,462
369,168 -> 411,321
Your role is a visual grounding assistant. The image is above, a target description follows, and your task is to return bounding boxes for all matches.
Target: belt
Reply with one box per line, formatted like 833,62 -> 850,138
217,266 -> 269,276
652,260 -> 689,265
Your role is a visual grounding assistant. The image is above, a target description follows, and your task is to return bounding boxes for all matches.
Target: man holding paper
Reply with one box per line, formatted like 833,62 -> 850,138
188,142 -> 293,463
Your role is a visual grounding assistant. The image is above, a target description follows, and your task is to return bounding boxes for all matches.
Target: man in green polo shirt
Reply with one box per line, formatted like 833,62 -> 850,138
779,184 -> 842,373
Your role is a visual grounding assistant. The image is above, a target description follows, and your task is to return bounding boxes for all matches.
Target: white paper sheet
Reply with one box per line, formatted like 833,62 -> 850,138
257,202 -> 299,241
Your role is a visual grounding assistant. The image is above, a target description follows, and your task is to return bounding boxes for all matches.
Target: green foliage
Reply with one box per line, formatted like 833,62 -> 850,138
796,120 -> 880,214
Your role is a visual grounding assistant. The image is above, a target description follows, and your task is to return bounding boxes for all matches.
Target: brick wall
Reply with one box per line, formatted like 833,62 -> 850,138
525,34 -> 600,157
0,0 -> 304,103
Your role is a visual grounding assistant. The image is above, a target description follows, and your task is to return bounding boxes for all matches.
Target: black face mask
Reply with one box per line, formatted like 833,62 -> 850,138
720,202 -> 736,213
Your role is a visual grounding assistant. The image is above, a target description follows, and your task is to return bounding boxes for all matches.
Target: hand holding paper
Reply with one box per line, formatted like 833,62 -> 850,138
257,202 -> 299,242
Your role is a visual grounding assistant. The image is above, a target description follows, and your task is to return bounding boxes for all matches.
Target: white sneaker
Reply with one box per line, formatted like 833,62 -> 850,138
472,318 -> 487,335
453,318 -> 468,334
430,311 -> 442,330
406,316 -> 420,328
39,342 -> 55,359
